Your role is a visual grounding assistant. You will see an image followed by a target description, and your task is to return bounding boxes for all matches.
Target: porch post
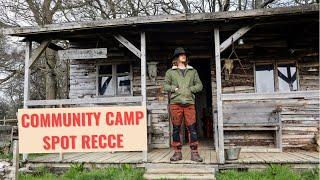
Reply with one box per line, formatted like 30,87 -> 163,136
23,41 -> 32,161
214,27 -> 225,164
141,32 -> 148,162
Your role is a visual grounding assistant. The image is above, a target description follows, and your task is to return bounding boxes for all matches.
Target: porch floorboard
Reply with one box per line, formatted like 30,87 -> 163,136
28,149 -> 319,165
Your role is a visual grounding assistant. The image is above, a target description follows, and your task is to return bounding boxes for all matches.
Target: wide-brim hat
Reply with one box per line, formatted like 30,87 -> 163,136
171,47 -> 190,60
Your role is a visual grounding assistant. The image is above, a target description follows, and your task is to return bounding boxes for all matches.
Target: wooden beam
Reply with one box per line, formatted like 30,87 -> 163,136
29,40 -> 50,68
25,96 -> 142,106
114,34 -> 141,58
221,90 -> 320,101
12,140 -> 18,180
58,48 -> 108,60
141,32 -> 148,162
214,27 -> 225,164
3,4 -> 318,36
220,25 -> 253,53
23,41 -> 31,161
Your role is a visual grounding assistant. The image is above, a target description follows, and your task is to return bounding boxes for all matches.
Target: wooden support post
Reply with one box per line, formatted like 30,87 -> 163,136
114,34 -> 141,58
59,104 -> 64,161
214,28 -> 225,164
141,32 -> 148,162
29,40 -> 50,68
12,140 -> 18,180
220,25 -> 254,53
276,111 -> 283,151
23,41 -> 32,161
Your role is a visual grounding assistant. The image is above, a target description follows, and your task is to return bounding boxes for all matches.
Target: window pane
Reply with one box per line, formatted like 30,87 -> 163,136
278,64 -> 298,92
117,75 -> 131,95
98,76 -> 114,95
255,64 -> 274,93
99,65 -> 112,75
117,64 -> 130,74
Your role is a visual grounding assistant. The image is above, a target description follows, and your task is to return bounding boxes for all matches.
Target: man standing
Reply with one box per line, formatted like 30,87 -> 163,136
163,47 -> 203,162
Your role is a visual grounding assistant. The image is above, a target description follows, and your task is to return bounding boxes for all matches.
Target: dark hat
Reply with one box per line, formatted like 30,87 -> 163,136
171,47 -> 190,59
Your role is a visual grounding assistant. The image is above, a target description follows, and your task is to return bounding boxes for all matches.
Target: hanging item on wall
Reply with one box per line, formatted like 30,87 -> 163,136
222,38 -> 247,80
147,62 -> 158,82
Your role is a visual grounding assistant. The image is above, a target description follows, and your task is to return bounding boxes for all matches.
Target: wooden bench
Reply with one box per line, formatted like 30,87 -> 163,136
214,104 -> 283,151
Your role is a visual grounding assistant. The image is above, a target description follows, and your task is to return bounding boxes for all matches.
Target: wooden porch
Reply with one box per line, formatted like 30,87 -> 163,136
27,141 -> 319,170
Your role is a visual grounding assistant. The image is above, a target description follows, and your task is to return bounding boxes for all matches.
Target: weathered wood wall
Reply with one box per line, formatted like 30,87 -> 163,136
211,57 -> 319,150
68,17 -> 318,151
132,61 -> 170,148
69,48 -> 170,149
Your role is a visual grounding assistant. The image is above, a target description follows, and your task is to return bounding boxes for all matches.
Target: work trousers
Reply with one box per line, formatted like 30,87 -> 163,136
169,104 -> 199,152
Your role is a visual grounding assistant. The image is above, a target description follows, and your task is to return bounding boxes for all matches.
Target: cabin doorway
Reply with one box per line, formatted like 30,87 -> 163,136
169,60 -> 213,147
168,59 -> 214,149
190,60 -> 213,144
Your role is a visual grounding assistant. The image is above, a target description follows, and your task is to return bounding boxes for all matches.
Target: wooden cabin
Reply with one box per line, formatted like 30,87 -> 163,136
3,4 -> 319,169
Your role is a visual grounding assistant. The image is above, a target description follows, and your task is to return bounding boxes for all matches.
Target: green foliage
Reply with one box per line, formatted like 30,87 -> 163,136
217,164 -> 320,180
19,164 -> 144,180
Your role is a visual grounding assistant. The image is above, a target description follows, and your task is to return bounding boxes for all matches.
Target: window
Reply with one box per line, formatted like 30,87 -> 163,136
97,64 -> 132,96
255,64 -> 275,93
277,63 -> 298,92
255,62 -> 298,93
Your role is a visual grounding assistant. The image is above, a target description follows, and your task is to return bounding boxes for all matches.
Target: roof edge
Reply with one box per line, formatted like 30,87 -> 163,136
2,4 -> 319,36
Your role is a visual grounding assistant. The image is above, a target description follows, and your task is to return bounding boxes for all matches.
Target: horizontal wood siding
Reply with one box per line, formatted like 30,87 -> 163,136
212,58 -> 319,150
69,54 -> 170,148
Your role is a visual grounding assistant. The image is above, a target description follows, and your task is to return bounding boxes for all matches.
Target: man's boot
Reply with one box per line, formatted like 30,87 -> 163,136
170,152 -> 182,161
191,152 -> 203,162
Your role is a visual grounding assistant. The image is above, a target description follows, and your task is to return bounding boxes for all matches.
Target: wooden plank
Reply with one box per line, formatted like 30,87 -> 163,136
29,40 -> 50,68
26,96 -> 142,106
141,32 -> 148,162
224,127 -> 278,131
12,140 -> 18,180
31,153 -> 58,162
22,41 -> 32,161
287,152 -> 315,163
214,27 -> 225,164
298,151 -> 320,159
222,90 -> 320,101
58,48 -> 108,60
152,149 -> 172,163
120,152 -> 141,163
64,153 -> 89,162
220,25 -> 254,53
87,152 -> 110,163
96,152 -> 123,163
148,149 -> 164,161
114,35 -> 141,58
210,149 -> 218,163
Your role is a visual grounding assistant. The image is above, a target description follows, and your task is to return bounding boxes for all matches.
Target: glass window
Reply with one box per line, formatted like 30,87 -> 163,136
117,75 -> 131,95
117,64 -> 130,74
98,64 -> 131,96
255,64 -> 274,93
278,64 -> 298,92
116,64 -> 131,95
99,65 -> 112,75
98,76 -> 114,96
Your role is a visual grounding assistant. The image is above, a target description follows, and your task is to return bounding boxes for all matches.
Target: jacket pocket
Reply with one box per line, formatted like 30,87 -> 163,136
179,87 -> 192,97
170,92 -> 180,99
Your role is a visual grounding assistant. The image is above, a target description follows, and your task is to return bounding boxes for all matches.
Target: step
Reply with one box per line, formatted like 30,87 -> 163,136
143,173 -> 215,180
144,163 -> 216,180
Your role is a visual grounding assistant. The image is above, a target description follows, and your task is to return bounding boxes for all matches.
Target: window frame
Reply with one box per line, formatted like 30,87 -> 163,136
96,62 -> 133,97
254,60 -> 299,93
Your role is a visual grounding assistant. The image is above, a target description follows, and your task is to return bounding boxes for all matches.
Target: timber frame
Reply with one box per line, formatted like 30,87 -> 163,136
3,4 -> 319,164
20,32 -> 148,161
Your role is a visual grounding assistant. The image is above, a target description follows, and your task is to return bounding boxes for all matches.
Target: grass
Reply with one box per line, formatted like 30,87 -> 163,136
18,163 -> 319,180
19,163 -> 145,180
217,164 -> 319,180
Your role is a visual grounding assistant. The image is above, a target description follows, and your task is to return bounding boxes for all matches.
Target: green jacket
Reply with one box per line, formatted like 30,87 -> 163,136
163,65 -> 203,105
